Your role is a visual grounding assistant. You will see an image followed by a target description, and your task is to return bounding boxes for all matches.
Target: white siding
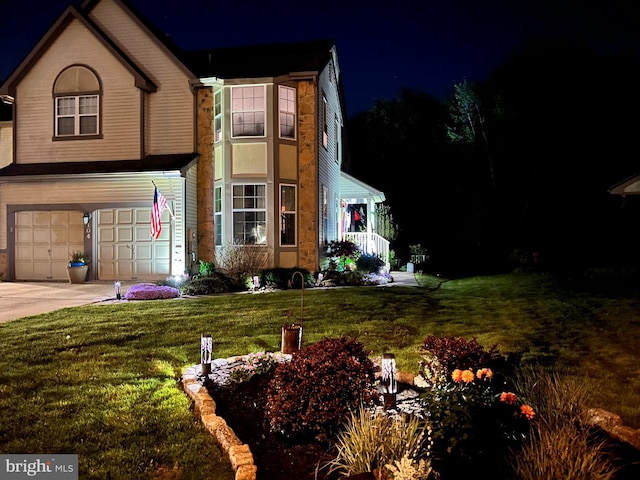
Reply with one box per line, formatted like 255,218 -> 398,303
89,0 -> 195,154
317,54 -> 343,243
0,175 -> 184,251
15,20 -> 142,162
0,122 -> 12,168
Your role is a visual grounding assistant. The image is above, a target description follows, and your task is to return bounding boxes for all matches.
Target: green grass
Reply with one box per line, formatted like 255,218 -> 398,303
1,271 -> 639,478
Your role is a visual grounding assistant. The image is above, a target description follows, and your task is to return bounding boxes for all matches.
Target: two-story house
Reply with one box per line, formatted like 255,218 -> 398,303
0,0 -> 387,282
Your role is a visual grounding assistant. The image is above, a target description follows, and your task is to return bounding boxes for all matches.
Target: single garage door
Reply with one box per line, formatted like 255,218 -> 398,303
15,210 -> 84,281
97,208 -> 171,281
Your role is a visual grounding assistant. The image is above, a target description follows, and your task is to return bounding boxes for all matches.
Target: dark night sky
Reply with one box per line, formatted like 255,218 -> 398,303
0,0 -> 638,116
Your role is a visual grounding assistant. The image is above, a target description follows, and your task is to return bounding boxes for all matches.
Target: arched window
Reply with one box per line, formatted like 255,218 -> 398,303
53,65 -> 101,138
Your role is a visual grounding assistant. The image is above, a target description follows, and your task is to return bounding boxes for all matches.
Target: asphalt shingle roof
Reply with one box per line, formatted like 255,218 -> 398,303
181,39 -> 335,79
0,153 -> 197,177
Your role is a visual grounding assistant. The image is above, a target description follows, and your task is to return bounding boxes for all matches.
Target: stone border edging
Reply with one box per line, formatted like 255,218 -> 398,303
181,362 -> 640,480
182,363 -> 258,480
179,358 -> 419,480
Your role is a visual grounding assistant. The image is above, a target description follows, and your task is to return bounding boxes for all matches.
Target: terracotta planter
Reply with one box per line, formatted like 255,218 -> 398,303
281,324 -> 302,354
66,265 -> 88,284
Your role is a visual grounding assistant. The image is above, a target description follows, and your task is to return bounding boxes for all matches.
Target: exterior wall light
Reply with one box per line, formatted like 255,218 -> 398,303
83,212 -> 91,239
200,334 -> 212,376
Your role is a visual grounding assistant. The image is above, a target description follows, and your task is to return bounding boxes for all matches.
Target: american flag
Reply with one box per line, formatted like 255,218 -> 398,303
150,186 -> 168,239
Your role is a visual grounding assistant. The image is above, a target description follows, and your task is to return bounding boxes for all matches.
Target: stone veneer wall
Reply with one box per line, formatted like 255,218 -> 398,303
196,87 -> 215,263
296,80 -> 319,272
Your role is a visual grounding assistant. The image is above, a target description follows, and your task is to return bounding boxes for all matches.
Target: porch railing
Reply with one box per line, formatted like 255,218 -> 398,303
343,232 -> 390,268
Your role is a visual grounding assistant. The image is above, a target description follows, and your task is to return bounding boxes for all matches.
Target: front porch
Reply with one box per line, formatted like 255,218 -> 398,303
343,231 -> 390,270
340,171 -> 390,269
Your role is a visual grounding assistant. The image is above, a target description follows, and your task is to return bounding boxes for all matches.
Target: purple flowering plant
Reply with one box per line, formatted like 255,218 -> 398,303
124,283 -> 180,300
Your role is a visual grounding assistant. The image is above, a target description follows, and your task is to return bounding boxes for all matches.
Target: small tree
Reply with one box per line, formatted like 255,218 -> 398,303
215,244 -> 270,289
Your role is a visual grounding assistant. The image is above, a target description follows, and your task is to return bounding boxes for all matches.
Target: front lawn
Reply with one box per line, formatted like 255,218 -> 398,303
0,271 -> 638,478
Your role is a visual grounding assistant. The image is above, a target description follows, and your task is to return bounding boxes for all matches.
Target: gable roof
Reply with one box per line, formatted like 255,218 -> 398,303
340,171 -> 385,204
609,172 -> 640,196
181,39 -> 336,79
0,3 -> 157,98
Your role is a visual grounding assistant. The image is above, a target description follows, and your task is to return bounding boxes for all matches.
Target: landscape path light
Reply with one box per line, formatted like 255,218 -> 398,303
114,281 -> 121,300
200,334 -> 212,376
382,352 -> 397,410
281,271 -> 304,354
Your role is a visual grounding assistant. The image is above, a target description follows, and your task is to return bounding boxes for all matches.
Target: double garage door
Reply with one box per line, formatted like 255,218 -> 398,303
15,208 -> 171,281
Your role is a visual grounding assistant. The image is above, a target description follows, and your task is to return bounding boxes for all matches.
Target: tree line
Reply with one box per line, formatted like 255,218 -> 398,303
347,37 -> 640,275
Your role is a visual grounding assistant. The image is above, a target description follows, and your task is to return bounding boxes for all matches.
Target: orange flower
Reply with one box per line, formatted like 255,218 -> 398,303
461,369 -> 475,383
476,368 -> 493,380
520,404 -> 535,420
452,369 -> 463,383
500,392 -> 517,405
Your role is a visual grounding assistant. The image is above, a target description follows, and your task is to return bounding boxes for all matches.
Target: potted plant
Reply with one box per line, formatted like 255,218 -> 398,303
66,250 -> 89,283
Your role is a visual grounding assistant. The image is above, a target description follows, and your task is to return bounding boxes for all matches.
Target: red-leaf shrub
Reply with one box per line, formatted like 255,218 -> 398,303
419,335 -> 504,377
266,336 -> 378,441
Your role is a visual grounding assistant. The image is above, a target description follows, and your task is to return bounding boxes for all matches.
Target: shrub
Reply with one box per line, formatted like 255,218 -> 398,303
325,240 -> 360,272
215,244 -> 270,289
356,253 -> 385,273
326,406 -> 432,479
266,336 -> 378,441
417,336 -> 533,477
418,335 -> 508,384
198,260 -> 215,277
179,273 -> 233,295
259,267 -> 313,289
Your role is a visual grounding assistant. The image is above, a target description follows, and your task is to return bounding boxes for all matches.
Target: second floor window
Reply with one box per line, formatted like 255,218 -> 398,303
232,86 -> 265,137
279,86 -> 296,139
53,65 -> 101,138
55,95 -> 99,136
322,95 -> 329,148
335,116 -> 340,163
214,90 -> 222,142
232,184 -> 266,245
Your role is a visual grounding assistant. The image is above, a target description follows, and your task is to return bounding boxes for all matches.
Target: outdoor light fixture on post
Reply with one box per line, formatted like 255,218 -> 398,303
114,281 -> 121,300
200,334 -> 212,376
382,353 -> 397,410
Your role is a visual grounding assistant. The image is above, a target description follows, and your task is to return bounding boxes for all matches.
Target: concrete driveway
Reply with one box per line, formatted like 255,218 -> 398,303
0,281 -> 131,323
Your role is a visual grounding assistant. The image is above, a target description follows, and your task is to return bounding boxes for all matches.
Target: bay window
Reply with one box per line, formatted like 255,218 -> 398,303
232,184 -> 266,244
